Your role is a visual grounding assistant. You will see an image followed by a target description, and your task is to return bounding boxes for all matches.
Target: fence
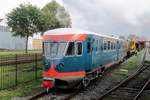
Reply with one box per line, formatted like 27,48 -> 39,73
0,53 -> 43,90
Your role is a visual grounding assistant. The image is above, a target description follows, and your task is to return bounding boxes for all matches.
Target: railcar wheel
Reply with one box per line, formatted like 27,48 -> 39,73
101,67 -> 105,73
82,76 -> 90,88
96,71 -> 99,78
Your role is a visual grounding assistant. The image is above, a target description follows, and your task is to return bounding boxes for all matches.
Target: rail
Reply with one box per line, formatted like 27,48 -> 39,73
97,49 -> 149,100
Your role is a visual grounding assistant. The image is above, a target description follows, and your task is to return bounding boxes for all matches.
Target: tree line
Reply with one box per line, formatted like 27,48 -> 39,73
7,0 -> 71,53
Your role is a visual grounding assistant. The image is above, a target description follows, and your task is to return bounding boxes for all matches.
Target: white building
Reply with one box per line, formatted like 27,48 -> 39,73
0,25 -> 26,50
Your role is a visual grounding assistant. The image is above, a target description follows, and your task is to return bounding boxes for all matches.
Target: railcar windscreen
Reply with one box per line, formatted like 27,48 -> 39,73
44,42 -> 67,58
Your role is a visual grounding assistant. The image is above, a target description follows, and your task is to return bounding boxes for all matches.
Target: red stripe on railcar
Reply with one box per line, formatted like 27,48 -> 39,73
43,34 -> 86,41
43,64 -> 85,78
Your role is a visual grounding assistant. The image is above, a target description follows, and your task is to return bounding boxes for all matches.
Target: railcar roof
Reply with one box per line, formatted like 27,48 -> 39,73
44,28 -> 124,41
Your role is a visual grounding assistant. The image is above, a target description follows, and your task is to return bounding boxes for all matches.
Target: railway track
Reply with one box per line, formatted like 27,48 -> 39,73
27,63 -> 123,100
28,91 -> 47,100
27,75 -> 102,100
98,49 -> 150,100
27,87 -> 83,100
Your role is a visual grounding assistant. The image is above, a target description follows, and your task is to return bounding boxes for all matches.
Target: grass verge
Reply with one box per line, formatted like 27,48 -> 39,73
0,50 -> 42,57
0,80 -> 44,100
107,50 -> 144,81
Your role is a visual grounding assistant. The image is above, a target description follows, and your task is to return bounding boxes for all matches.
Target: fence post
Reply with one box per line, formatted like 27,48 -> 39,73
15,54 -> 18,86
35,53 -> 38,80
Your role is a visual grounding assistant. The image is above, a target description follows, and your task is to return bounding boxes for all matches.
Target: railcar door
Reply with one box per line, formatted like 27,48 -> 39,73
63,41 -> 85,72
75,41 -> 85,71
85,40 -> 92,71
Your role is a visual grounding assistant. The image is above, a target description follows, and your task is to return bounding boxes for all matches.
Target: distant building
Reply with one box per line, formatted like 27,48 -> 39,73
28,33 -> 42,50
0,25 -> 26,50
32,39 -> 42,50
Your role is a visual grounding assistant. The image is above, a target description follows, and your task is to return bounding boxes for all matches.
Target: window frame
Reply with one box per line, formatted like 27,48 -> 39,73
95,40 -> 98,53
108,41 -> 110,50
111,42 -> 113,50
114,42 -> 116,49
87,41 -> 92,54
103,41 -> 107,51
65,41 -> 76,57
44,41 -> 68,58
76,41 -> 83,56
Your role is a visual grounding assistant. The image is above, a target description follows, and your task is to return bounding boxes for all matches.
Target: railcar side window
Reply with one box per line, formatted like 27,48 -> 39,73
87,42 -> 91,53
114,43 -> 116,49
76,42 -> 82,55
108,41 -> 110,50
117,41 -> 120,49
66,42 -> 75,56
101,44 -> 103,51
118,42 -> 121,49
111,42 -> 113,49
98,40 -> 101,51
104,42 -> 107,50
96,40 -> 98,52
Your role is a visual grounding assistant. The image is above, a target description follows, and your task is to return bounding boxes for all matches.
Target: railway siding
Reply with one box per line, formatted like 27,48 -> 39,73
97,49 -> 150,100
101,64 -> 150,100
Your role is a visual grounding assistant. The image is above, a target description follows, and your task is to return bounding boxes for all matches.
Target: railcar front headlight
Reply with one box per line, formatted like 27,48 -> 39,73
56,63 -> 64,72
59,63 -> 64,68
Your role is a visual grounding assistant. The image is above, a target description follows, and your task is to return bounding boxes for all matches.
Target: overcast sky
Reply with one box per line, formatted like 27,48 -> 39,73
63,0 -> 150,40
0,0 -> 150,40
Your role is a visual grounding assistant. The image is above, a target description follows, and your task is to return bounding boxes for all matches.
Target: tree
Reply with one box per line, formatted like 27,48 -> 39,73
42,0 -> 71,30
7,4 -> 45,53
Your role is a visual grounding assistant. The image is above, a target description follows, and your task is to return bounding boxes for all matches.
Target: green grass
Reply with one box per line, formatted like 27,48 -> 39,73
0,61 -> 43,90
0,51 -> 44,100
0,80 -> 44,100
107,50 -> 144,80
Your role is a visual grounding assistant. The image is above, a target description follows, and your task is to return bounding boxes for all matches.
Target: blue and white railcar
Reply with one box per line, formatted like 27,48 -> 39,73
42,28 -> 127,91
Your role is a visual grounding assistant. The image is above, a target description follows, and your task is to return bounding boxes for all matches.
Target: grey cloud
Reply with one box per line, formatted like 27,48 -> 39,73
63,0 -> 150,40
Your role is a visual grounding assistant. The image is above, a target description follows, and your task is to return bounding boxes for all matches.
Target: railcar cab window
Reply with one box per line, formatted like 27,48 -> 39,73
76,42 -> 82,55
44,42 -> 67,58
66,42 -> 75,56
